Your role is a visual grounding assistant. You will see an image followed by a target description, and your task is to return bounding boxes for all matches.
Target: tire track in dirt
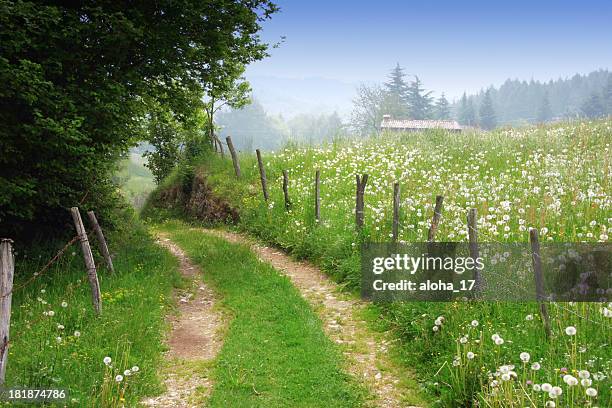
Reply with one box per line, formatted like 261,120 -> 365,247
198,228 -> 424,408
142,234 -> 226,408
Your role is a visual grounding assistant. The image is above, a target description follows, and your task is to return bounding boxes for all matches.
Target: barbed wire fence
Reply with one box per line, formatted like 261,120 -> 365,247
0,207 -> 113,385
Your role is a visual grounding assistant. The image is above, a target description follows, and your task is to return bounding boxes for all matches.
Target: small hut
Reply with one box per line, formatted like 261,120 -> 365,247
380,115 -> 462,133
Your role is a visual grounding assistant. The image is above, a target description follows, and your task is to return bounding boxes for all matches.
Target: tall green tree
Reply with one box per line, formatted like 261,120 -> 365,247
0,0 -> 278,238
406,76 -> 434,119
537,92 -> 553,123
581,93 -> 605,118
479,89 -> 497,130
603,75 -> 612,115
350,83 -> 394,136
434,93 -> 451,120
383,63 -> 409,117
458,93 -> 476,126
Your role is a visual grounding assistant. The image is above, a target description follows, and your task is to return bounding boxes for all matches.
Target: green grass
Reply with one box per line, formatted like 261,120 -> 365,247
157,220 -> 367,407
149,119 -> 612,407
115,153 -> 156,209
6,215 -> 183,406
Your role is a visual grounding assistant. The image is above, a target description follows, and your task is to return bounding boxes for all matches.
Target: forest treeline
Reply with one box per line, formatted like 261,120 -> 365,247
216,66 -> 612,149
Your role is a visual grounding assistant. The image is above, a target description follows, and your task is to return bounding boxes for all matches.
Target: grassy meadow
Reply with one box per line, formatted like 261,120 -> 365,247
184,120 -> 612,407
4,216 -> 183,406
115,153 -> 156,210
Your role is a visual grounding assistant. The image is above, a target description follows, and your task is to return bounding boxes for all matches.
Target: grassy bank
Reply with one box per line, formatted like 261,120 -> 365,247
157,221 -> 367,407
5,215 -> 182,406
146,120 -> 611,406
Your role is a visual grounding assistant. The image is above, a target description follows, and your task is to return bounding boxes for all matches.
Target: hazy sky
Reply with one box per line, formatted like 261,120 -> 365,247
246,0 -> 612,101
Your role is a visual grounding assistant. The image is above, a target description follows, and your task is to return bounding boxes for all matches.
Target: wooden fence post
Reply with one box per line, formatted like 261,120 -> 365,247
256,149 -> 269,201
392,182 -> 400,242
87,211 -> 114,273
70,207 -> 102,315
529,228 -> 552,338
0,239 -> 14,385
226,136 -> 241,178
467,208 -> 482,295
355,174 -> 368,229
282,170 -> 291,210
315,169 -> 321,222
427,195 -> 444,242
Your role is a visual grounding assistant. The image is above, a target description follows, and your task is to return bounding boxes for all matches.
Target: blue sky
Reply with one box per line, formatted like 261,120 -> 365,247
246,0 -> 612,102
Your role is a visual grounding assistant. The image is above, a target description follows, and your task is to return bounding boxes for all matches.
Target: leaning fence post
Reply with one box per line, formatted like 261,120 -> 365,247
529,228 -> 552,339
392,182 -> 400,242
282,170 -> 291,210
0,239 -> 14,385
70,207 -> 102,315
315,169 -> 321,222
467,208 -> 482,296
256,149 -> 269,201
427,195 -> 444,242
87,211 -> 114,273
355,174 -> 368,229
226,136 -> 241,178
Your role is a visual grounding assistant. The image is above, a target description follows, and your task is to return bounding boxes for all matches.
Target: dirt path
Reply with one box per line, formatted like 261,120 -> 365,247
199,228 -> 423,408
142,235 -> 226,408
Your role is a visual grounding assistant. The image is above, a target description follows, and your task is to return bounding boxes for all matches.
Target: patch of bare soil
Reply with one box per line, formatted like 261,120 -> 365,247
199,228 -> 423,408
142,235 -> 226,408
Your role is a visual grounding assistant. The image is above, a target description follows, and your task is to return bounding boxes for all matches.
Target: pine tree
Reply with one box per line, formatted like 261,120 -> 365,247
383,63 -> 409,118
580,92 -> 605,118
536,91 -> 552,123
406,76 -> 434,119
603,75 -> 612,115
434,93 -> 451,119
479,89 -> 497,130
458,93 -> 476,126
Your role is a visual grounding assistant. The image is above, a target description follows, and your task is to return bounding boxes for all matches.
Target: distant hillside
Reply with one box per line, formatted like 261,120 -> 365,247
455,69 -> 610,125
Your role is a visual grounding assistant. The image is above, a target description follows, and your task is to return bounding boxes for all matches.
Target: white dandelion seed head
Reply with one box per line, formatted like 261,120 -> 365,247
565,326 -> 577,336
578,370 -> 590,379
519,352 -> 530,362
563,375 -> 578,386
61,301 -> 68,308
131,366 -> 139,372
531,362 -> 541,371
115,375 -> 123,383
585,387 -> 597,397
103,357 -> 112,365
471,320 -> 479,327
541,383 -> 552,392
467,352 -> 475,360
74,331 -> 81,337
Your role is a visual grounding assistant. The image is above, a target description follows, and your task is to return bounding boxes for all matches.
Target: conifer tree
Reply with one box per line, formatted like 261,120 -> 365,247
383,63 -> 410,117
479,89 -> 497,130
458,92 -> 476,126
406,76 -> 434,119
536,92 -> 553,123
434,93 -> 451,119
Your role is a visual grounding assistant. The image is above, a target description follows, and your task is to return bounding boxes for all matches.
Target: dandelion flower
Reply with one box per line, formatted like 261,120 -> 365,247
432,326 -> 439,332
115,375 -> 123,383
533,384 -> 541,391
545,402 -> 556,408
48,310 -> 55,317
565,326 -> 576,336
581,378 -> 592,387
563,375 -> 578,386
61,301 -> 68,308
131,366 -> 139,372
103,357 -> 112,365
124,369 -> 132,376
459,336 -> 468,344
585,387 -> 597,397
471,320 -> 479,327
519,352 -> 530,363
57,324 -> 64,330
494,337 -> 504,345
501,373 -> 511,381
541,383 -> 552,392
56,336 -> 62,343
74,331 -> 81,337
578,370 -> 590,379
525,314 -> 534,321
551,386 -> 562,396
467,352 -> 475,360
531,362 -> 541,371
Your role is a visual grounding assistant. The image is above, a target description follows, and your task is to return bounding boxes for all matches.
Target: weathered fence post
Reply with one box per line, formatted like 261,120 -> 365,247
70,207 -> 102,315
392,182 -> 400,242
282,170 -> 291,210
427,195 -> 444,242
467,208 -> 482,295
0,239 -> 14,385
529,228 -> 552,339
255,149 -> 269,202
226,136 -> 241,178
87,211 -> 114,273
355,174 -> 368,229
315,169 -> 321,222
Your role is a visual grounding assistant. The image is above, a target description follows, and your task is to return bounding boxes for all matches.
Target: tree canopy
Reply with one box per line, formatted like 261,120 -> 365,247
0,0 -> 278,238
